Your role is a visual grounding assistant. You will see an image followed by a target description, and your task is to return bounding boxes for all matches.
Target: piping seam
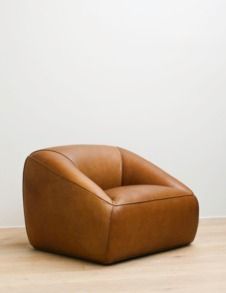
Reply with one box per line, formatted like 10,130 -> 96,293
116,147 -> 123,186
104,205 -> 114,262
37,149 -> 78,169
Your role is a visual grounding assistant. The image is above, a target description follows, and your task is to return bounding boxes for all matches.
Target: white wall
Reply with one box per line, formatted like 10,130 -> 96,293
0,0 -> 226,226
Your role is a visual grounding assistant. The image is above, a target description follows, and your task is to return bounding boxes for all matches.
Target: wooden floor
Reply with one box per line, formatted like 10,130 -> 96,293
0,218 -> 226,292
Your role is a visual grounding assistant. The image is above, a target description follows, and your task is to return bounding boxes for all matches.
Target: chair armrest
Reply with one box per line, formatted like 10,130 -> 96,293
23,150 -> 112,263
26,150 -> 112,203
118,147 -> 193,194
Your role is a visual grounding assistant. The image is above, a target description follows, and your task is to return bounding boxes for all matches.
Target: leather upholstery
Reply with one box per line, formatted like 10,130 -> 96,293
23,145 -> 199,264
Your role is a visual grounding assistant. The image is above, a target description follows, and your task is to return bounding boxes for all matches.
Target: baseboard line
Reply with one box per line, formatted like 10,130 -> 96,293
0,216 -> 226,229
0,225 -> 25,229
200,215 -> 226,219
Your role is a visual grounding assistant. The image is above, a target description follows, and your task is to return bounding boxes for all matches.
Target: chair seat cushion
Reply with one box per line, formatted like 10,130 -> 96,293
105,185 -> 192,205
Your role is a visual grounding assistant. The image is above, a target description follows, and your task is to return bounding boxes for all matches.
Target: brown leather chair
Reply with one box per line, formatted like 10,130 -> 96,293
23,145 -> 199,264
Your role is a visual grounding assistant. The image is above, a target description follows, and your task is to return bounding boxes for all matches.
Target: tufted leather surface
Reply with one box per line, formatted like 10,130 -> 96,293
23,145 -> 199,264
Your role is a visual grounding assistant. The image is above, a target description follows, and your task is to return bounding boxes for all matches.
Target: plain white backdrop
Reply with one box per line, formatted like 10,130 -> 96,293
0,0 -> 226,226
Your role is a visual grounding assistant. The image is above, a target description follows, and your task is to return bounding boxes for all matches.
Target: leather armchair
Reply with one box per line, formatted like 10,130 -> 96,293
23,145 -> 199,264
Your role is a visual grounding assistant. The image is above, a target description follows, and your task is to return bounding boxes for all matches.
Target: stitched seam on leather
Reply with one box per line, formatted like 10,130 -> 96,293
111,194 -> 193,206
37,149 -> 79,168
116,147 -> 123,186
27,156 -> 194,207
104,205 -> 114,262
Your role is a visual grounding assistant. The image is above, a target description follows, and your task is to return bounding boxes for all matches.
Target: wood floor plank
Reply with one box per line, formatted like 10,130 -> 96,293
0,218 -> 226,292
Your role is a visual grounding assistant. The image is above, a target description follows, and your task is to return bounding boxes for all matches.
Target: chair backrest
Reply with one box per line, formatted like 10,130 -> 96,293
47,145 -> 122,190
